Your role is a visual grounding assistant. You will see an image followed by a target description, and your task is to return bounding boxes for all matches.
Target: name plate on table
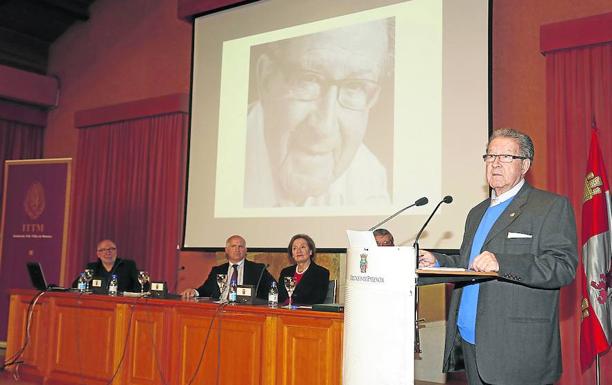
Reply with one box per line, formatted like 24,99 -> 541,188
236,285 -> 255,304
150,281 -> 168,298
91,277 -> 107,294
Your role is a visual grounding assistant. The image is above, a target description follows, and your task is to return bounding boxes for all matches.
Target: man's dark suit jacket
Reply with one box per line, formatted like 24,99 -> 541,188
278,262 -> 329,305
196,259 -> 276,299
435,183 -> 578,385
72,258 -> 140,292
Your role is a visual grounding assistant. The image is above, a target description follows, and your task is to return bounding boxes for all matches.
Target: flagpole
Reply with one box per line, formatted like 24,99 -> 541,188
596,355 -> 600,385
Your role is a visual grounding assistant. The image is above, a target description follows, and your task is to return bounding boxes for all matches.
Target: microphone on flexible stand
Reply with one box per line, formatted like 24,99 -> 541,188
253,263 -> 270,302
413,195 -> 453,250
413,195 -> 453,354
368,197 -> 429,231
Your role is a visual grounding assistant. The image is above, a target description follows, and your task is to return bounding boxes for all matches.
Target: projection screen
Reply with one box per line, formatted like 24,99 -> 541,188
185,0 -> 490,249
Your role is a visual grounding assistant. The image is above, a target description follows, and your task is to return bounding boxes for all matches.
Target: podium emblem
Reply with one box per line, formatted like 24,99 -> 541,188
359,253 -> 368,273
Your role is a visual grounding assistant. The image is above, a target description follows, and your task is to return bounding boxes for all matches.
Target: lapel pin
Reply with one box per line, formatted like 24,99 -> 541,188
510,212 -> 516,217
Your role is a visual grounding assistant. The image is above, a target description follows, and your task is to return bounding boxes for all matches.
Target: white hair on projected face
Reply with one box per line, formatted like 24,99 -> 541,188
261,18 -> 395,82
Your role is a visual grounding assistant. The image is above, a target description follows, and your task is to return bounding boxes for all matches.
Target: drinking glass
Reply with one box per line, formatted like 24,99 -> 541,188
216,274 -> 227,303
83,269 -> 94,292
138,271 -> 150,295
283,276 -> 296,309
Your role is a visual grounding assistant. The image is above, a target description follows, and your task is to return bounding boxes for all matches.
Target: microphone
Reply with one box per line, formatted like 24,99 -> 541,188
368,197 -> 429,231
413,195 -> 452,354
253,263 -> 270,300
413,195 -> 453,247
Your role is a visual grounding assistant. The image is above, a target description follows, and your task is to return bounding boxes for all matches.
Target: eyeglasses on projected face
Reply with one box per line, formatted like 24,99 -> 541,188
482,154 -> 528,163
278,68 -> 381,111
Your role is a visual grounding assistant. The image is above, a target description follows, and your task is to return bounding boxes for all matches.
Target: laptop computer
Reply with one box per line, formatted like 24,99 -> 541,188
26,262 -> 69,291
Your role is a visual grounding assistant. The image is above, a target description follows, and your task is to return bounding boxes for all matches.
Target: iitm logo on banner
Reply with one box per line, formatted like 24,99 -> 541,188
24,181 -> 46,220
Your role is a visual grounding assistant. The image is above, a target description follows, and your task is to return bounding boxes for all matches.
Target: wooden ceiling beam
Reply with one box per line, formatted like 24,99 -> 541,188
39,0 -> 92,21
0,26 -> 47,73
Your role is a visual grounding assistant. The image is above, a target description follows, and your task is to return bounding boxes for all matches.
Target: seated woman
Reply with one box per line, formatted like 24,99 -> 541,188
278,234 -> 329,305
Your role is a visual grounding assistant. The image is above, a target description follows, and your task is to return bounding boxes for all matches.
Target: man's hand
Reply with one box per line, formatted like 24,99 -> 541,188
418,250 -> 437,268
180,288 -> 198,299
471,251 -> 499,272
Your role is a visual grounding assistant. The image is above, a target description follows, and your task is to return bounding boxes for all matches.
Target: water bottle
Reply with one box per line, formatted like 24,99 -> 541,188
228,279 -> 237,303
268,281 -> 278,308
108,274 -> 118,296
77,273 -> 87,292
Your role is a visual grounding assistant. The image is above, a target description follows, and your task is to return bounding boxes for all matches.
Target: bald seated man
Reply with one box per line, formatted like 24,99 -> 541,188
73,239 -> 140,292
181,235 -> 276,300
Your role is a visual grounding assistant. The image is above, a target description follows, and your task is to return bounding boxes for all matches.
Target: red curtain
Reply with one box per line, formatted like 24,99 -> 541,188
68,113 -> 188,291
546,43 -> 611,385
0,119 -> 44,215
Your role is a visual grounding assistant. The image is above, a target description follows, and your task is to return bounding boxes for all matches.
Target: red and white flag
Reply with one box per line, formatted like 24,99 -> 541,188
580,128 -> 612,370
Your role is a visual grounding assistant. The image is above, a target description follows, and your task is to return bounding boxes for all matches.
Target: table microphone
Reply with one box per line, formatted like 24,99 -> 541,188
254,263 -> 270,300
368,197 -> 429,231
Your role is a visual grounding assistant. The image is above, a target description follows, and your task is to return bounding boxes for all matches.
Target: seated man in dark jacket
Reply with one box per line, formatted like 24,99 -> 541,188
73,239 -> 140,292
181,235 -> 276,300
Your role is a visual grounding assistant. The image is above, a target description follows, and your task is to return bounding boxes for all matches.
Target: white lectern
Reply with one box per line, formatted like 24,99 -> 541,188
343,245 -> 416,385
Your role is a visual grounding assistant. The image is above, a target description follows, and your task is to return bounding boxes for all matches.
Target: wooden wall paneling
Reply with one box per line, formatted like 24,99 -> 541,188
215,310 -> 267,385
6,292 -> 346,385
262,315 -> 279,385
127,301 -> 173,385
172,305 -> 269,385
5,293 -> 49,380
22,295 -> 47,376
276,315 -> 343,385
47,295 -> 120,385
172,306 -> 221,385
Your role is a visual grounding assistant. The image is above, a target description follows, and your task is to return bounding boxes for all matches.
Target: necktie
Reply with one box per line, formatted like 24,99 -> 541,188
229,264 -> 238,299
230,264 -> 238,285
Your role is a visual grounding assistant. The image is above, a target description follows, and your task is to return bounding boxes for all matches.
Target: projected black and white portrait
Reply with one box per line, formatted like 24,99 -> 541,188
244,18 -> 395,208
185,0 -> 488,249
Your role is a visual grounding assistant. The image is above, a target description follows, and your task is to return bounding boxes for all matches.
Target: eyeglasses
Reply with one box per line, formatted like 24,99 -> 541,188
482,154 -> 528,163
97,247 -> 116,253
280,68 -> 381,111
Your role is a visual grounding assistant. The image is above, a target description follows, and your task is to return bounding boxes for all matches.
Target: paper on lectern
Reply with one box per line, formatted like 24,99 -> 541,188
346,230 -> 377,248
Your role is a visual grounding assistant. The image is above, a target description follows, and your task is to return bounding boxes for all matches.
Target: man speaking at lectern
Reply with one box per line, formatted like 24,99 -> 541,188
419,128 -> 578,385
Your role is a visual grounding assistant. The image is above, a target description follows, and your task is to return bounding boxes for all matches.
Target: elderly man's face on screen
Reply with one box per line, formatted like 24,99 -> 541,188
257,20 -> 389,203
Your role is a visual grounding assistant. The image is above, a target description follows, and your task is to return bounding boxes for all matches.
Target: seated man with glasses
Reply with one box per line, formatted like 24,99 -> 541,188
244,18 -> 394,207
373,228 -> 394,247
72,239 -> 140,292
